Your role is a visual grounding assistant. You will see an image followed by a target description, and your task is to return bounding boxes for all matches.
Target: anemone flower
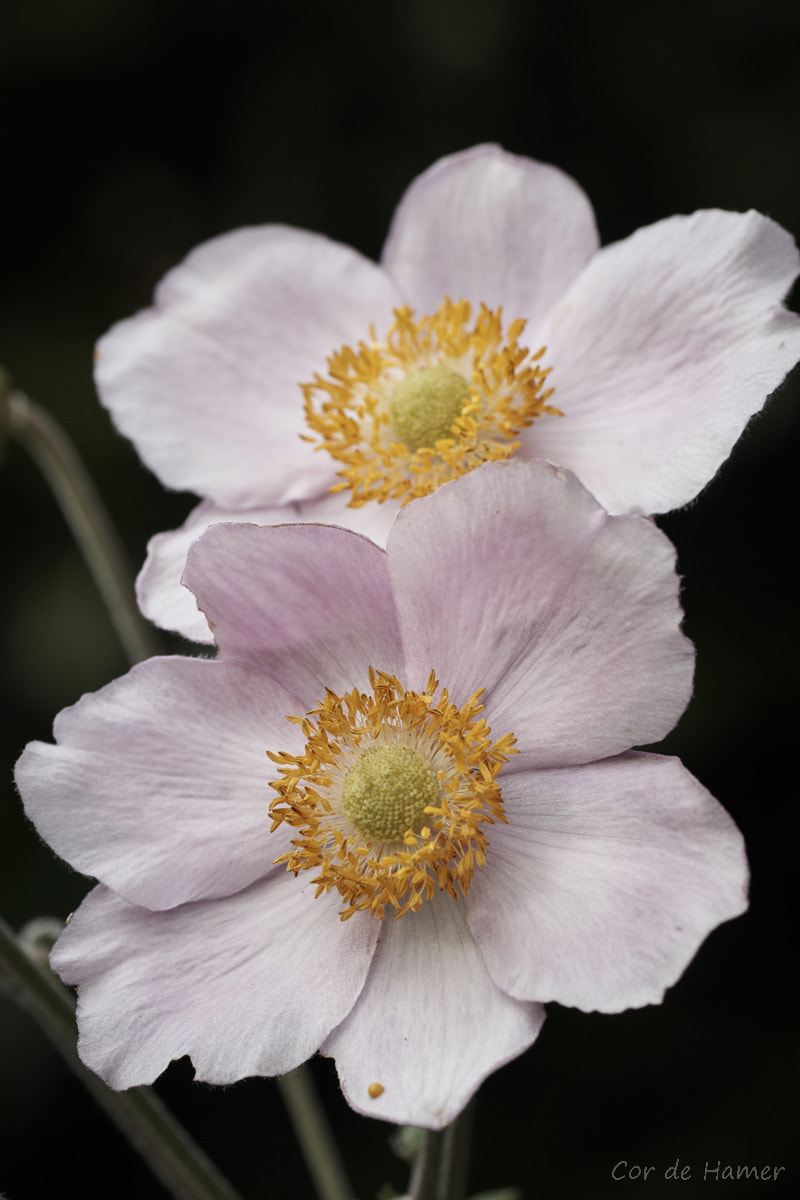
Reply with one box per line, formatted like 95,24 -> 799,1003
93,145 -> 800,641
16,461 -> 747,1128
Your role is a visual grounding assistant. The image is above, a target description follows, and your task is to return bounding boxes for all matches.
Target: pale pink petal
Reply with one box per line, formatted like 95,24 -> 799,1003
529,209 -> 800,513
468,754 -> 748,1012
321,892 -> 545,1129
95,226 -> 402,508
388,460 -> 693,768
138,495 -> 400,643
16,658 -> 305,910
382,144 -> 599,328
137,500 -> 270,645
52,879 -> 377,1089
272,488 -> 400,546
183,522 -> 404,707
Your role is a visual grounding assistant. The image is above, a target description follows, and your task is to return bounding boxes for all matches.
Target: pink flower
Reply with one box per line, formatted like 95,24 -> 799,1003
93,145 -> 800,642
16,462 -> 747,1128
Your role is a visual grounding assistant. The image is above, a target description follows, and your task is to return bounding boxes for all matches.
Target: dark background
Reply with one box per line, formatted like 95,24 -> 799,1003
1,1 -> 798,1197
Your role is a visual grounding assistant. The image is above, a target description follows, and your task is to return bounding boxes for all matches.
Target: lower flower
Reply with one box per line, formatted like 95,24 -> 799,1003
16,461 -> 748,1128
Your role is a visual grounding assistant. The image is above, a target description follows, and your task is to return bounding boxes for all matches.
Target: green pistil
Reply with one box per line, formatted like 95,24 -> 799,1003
388,365 -> 471,451
342,744 -> 439,843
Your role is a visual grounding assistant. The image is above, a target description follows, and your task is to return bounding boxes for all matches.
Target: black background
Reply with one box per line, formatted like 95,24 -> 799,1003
1,1 -> 798,1197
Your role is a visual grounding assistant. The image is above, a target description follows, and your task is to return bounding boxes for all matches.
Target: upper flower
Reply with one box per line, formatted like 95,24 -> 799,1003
95,146 -> 800,641
16,461 -> 748,1128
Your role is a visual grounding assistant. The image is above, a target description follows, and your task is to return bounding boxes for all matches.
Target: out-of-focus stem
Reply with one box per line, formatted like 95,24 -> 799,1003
277,1068 -> 355,1200
407,1099 -> 476,1200
437,1098 -> 475,1200
0,915 -> 244,1200
408,1127 -> 446,1199
2,371 -> 160,666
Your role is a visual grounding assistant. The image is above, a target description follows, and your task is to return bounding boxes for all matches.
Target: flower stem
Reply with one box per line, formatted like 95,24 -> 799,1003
277,1068 -> 355,1200
408,1127 -> 446,1200
436,1098 -> 475,1200
407,1099 -> 476,1200
0,915 -> 244,1200
1,369 -> 161,666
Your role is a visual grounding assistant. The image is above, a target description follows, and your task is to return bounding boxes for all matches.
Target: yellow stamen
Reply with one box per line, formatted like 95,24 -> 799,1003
267,668 -> 517,920
302,297 -> 560,507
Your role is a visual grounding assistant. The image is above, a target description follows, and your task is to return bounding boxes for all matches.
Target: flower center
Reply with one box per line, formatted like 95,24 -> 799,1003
302,297 -> 560,508
267,668 -> 517,920
388,365 -> 472,451
342,743 -> 440,842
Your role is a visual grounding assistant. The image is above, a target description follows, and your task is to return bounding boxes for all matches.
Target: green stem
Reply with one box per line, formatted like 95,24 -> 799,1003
0,915 -> 244,1200
408,1127 -> 446,1200
407,1100 -> 476,1200
277,1068 -> 354,1200
436,1098 -> 476,1200
2,371 -> 161,666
